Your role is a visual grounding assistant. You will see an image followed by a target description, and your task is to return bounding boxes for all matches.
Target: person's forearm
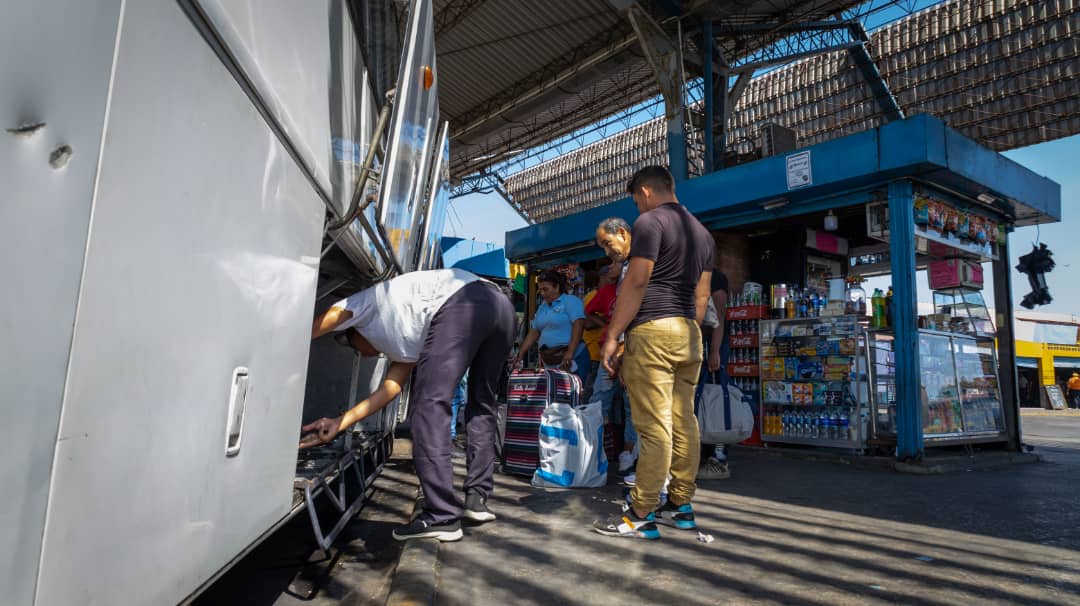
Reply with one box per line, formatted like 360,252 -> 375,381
518,330 -> 540,358
695,271 -> 713,326
338,381 -> 403,429
339,362 -> 412,429
606,281 -> 647,342
711,325 -> 724,357
567,319 -> 585,353
312,307 -> 353,339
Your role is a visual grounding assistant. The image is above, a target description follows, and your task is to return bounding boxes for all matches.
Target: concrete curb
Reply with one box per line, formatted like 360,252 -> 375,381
895,452 -> 1041,474
385,494 -> 440,606
731,444 -> 897,471
731,445 -> 1042,474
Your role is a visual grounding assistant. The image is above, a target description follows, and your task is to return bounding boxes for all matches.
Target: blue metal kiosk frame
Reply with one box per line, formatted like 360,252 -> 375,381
506,116 -> 1060,460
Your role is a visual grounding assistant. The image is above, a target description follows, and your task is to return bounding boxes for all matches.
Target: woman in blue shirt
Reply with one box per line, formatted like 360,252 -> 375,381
512,271 -> 591,384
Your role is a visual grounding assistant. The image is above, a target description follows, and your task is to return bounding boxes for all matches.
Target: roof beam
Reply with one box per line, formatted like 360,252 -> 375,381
450,24 -> 639,141
434,0 -> 490,35
713,20 -> 858,34
731,41 -> 861,74
618,1 -> 688,179
450,172 -> 531,223
846,21 -> 904,122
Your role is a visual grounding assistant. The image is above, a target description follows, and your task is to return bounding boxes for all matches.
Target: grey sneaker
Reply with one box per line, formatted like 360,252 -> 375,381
697,457 -> 731,480
463,490 -> 496,523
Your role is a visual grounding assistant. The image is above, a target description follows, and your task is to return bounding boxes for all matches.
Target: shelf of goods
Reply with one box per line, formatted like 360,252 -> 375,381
726,305 -> 765,395
758,316 -> 869,449
866,330 -> 1005,443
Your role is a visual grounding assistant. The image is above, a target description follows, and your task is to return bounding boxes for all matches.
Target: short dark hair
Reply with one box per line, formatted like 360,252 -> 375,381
627,165 -> 674,195
537,271 -> 566,294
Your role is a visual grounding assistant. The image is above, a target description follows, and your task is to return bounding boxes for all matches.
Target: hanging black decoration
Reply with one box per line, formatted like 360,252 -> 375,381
1016,243 -> 1055,309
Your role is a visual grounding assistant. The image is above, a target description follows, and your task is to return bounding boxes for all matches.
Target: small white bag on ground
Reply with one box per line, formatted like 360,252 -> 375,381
697,380 -> 754,444
531,400 -> 608,488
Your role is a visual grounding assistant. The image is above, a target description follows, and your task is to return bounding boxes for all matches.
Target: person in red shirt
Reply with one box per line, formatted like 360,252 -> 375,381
585,266 -> 618,341
581,266 -> 617,402
589,217 -> 638,478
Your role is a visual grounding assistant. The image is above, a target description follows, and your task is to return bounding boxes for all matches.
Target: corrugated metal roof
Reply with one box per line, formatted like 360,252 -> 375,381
434,0 -> 874,178
504,0 -> 1079,222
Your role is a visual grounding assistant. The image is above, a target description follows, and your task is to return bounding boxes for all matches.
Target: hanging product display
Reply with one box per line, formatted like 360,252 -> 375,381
867,191 -> 1003,261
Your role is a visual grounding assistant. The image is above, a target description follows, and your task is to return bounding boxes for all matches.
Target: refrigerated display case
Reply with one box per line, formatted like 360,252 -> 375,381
759,316 -> 869,450
867,330 -> 1005,443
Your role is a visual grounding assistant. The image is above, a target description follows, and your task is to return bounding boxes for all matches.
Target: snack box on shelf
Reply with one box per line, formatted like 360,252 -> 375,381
763,381 -> 792,404
761,358 -> 784,380
797,361 -> 824,380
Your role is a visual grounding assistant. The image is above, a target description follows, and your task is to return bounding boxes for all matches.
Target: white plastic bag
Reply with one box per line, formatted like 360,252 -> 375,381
697,381 -> 754,444
531,401 -> 608,488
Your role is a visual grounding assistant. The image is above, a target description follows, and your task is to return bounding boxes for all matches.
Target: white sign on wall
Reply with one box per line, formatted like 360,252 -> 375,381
786,150 -> 813,190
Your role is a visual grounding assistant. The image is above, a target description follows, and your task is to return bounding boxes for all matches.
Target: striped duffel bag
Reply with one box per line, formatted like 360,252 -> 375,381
500,368 -> 581,476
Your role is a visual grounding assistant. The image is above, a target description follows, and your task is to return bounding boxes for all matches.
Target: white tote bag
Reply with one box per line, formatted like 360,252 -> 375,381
531,401 -> 608,488
697,377 -> 754,444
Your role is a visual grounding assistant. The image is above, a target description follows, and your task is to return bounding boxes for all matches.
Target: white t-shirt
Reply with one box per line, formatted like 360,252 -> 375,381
330,269 -> 484,362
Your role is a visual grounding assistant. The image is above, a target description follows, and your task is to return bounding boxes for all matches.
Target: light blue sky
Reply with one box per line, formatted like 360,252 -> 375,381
447,133 -> 1077,316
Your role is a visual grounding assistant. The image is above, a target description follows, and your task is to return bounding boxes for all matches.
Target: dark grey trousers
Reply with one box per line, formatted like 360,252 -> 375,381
410,281 -> 515,523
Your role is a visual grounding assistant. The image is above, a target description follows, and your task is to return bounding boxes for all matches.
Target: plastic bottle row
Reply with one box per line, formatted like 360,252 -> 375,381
762,405 -> 858,442
731,349 -> 759,363
731,377 -> 758,394
728,320 -> 759,335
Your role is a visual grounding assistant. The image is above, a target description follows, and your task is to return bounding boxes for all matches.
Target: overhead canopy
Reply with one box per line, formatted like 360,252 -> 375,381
505,115 -> 1062,264
440,236 -> 511,278
433,0 -> 879,179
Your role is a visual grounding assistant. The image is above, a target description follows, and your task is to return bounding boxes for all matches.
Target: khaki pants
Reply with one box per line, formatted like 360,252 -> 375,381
622,316 -> 703,511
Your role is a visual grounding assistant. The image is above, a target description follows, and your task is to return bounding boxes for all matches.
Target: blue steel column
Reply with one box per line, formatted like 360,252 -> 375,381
993,233 -> 1022,451
666,113 -> 689,181
702,20 -> 714,174
888,180 -> 923,459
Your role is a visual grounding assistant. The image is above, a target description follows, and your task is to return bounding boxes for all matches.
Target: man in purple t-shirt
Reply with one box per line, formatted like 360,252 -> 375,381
594,166 -> 714,541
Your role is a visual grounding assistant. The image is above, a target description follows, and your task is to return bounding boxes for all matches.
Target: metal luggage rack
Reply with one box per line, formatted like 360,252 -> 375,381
293,430 -> 392,551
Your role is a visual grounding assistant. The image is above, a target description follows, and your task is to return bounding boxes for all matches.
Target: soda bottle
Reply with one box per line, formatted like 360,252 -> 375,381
830,408 -> 841,440
840,408 -> 851,441
871,289 -> 886,328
